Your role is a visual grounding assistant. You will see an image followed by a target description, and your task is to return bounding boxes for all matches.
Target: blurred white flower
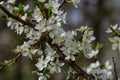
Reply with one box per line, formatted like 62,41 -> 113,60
87,61 -> 113,80
106,24 -> 118,33
7,0 -> 16,3
109,36 -> 120,51
45,43 -> 56,62
37,72 -> 50,80
49,59 -> 64,73
35,56 -> 48,71
24,5 -> 29,11
87,50 -> 99,58
21,13 -> 27,20
65,50 -> 76,61
0,1 -> 4,4
45,0 -> 60,14
77,26 -> 88,32
38,0 -> 46,2
87,61 -> 100,73
66,67 -> 76,80
82,30 -> 95,43
32,8 -> 43,22
72,0 -> 80,8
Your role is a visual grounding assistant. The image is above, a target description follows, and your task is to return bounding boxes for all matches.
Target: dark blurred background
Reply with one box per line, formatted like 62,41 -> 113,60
0,0 -> 120,80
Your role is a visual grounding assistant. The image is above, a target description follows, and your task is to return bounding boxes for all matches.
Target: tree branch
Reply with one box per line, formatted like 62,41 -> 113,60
0,1 -> 95,79
58,0 -> 66,10
40,34 -> 95,80
0,53 -> 22,71
51,44 -> 95,80
112,57 -> 118,80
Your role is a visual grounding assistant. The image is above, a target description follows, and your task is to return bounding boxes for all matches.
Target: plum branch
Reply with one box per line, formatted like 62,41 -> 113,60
0,1 -> 96,80
0,53 -> 22,71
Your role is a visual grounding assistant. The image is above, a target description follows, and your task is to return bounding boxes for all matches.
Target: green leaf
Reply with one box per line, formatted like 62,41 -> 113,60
26,10 -> 32,16
12,49 -> 22,53
18,3 -> 24,13
34,0 -> 42,9
4,60 -> 15,67
87,27 -> 92,31
48,8 -> 52,16
0,14 -> 8,19
32,70 -> 37,74
4,60 -> 9,64
95,43 -> 103,50
66,0 -> 72,2
7,61 -> 15,67
43,68 -> 50,74
12,49 -> 18,53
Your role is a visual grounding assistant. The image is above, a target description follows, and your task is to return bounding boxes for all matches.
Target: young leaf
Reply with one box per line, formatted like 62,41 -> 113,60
27,10 -> 32,16
7,61 -> 15,67
18,3 -> 24,13
0,14 -> 8,19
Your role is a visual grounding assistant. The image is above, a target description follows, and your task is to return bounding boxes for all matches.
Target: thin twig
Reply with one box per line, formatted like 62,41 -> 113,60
112,57 -> 118,80
110,26 -> 120,37
0,53 -> 22,71
58,0 -> 66,10
0,4 -> 38,31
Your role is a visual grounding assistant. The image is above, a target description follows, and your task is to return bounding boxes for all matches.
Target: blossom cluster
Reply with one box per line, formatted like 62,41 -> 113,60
0,0 -> 113,80
86,61 -> 113,80
106,24 -> 120,52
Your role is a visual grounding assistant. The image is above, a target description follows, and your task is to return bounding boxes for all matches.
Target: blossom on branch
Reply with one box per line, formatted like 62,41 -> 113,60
0,0 -> 113,80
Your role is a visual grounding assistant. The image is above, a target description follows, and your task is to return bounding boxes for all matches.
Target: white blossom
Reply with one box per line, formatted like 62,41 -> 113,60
35,56 -> 48,71
72,0 -> 80,8
109,36 -> 120,51
7,0 -> 16,4
65,50 -> 76,61
86,61 -> 113,80
45,0 -> 60,14
0,1 -> 4,4
37,72 -> 50,80
3,0 -> 114,80
87,50 -> 99,58
24,5 -> 29,11
45,43 -> 56,62
26,29 -> 41,40
77,26 -> 88,32
49,28 -> 64,45
32,8 -> 43,22
38,0 -> 46,2
66,67 -> 76,80
87,61 -> 100,73
49,59 -> 64,73
82,30 -> 95,43
106,24 -> 118,33
21,13 -> 27,20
